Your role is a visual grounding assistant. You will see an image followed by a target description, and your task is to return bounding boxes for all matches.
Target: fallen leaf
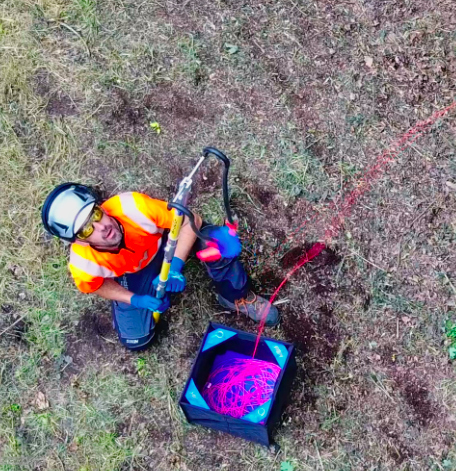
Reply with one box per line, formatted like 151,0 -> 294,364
365,56 -> 374,68
446,181 -> 456,191
35,392 -> 49,410
69,441 -> 78,452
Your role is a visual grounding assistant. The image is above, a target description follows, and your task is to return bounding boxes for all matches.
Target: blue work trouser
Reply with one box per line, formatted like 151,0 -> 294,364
112,224 -> 249,350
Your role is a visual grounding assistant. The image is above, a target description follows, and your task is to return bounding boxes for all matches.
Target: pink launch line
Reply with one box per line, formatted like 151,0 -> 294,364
286,102 -> 456,246
252,102 -> 456,358
202,358 -> 281,418
252,242 -> 326,357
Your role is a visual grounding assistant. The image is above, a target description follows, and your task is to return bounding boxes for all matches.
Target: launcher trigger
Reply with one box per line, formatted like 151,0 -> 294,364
197,241 -> 222,262
225,219 -> 238,235
197,219 -> 239,262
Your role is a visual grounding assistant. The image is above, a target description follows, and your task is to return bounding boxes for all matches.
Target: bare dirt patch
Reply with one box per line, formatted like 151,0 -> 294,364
33,68 -> 78,117
144,84 -> 207,121
392,369 -> 438,426
64,308 -> 117,374
281,245 -> 341,296
102,88 -> 147,134
281,304 -> 341,366
101,84 -> 215,139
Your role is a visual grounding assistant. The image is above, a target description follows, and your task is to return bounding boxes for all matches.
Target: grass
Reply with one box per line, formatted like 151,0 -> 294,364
272,146 -> 330,201
1,0 -> 456,469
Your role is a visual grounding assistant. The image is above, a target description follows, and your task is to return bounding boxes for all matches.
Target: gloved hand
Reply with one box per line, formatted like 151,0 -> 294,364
152,257 -> 186,293
130,294 -> 170,313
209,225 -> 242,259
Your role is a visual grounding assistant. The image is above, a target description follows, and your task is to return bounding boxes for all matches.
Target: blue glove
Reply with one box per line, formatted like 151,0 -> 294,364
131,294 -> 170,313
152,257 -> 186,293
209,226 -> 242,259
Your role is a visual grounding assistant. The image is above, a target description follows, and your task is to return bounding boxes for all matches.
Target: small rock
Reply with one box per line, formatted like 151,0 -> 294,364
35,391 -> 49,410
365,56 -> 374,68
69,441 -> 78,452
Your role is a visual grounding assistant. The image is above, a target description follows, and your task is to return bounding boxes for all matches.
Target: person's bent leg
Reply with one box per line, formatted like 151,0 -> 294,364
111,235 -> 169,349
197,224 -> 280,326
112,296 -> 156,349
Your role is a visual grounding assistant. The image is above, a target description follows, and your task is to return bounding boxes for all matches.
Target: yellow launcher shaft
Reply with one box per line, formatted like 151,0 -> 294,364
153,209 -> 184,323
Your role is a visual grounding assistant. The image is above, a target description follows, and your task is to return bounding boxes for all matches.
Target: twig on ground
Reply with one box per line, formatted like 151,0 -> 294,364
53,451 -> 66,471
272,298 -> 290,306
59,22 -> 91,57
370,376 -> 396,404
335,255 -> 346,284
0,313 -> 28,337
314,442 -> 325,471
348,250 -> 399,281
443,273 -> 456,296
304,137 -> 324,152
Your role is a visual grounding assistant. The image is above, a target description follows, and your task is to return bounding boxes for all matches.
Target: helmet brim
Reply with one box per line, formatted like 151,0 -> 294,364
73,202 -> 96,235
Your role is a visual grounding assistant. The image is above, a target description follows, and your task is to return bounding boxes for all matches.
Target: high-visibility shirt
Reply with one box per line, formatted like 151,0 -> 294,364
69,192 -> 174,293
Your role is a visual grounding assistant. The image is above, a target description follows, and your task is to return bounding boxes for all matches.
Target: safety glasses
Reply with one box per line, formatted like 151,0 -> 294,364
76,205 -> 103,240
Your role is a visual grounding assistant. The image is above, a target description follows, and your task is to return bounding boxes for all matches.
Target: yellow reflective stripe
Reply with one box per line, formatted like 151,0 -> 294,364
119,192 -> 159,234
69,251 -> 116,278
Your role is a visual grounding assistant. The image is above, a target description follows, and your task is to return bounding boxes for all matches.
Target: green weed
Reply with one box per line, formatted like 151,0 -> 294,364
272,137 -> 332,201
369,270 -> 424,314
200,195 -> 226,225
65,0 -> 100,43
136,357 -> 147,377
13,352 -> 42,388
445,317 -> 456,360
178,34 -> 205,85
274,152 -> 328,200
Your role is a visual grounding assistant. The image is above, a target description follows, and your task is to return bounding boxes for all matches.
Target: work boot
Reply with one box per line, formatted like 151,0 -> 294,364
217,291 -> 280,327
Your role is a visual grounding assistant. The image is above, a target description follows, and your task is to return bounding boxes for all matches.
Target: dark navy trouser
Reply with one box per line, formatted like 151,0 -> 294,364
112,225 -> 249,350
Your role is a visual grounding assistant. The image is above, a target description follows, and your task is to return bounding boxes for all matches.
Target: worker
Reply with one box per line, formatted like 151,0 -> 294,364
41,183 -> 280,350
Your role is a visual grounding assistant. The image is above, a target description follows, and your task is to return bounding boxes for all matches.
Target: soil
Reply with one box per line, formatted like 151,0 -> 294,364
281,304 -> 341,365
280,245 -> 341,296
144,84 -> 207,121
392,370 -> 437,426
102,88 -> 147,134
33,68 -> 78,117
64,308 -> 117,375
281,244 -> 341,270
252,268 -> 285,292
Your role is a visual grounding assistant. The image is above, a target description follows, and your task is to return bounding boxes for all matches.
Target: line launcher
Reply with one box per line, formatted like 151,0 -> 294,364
152,147 -> 238,323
